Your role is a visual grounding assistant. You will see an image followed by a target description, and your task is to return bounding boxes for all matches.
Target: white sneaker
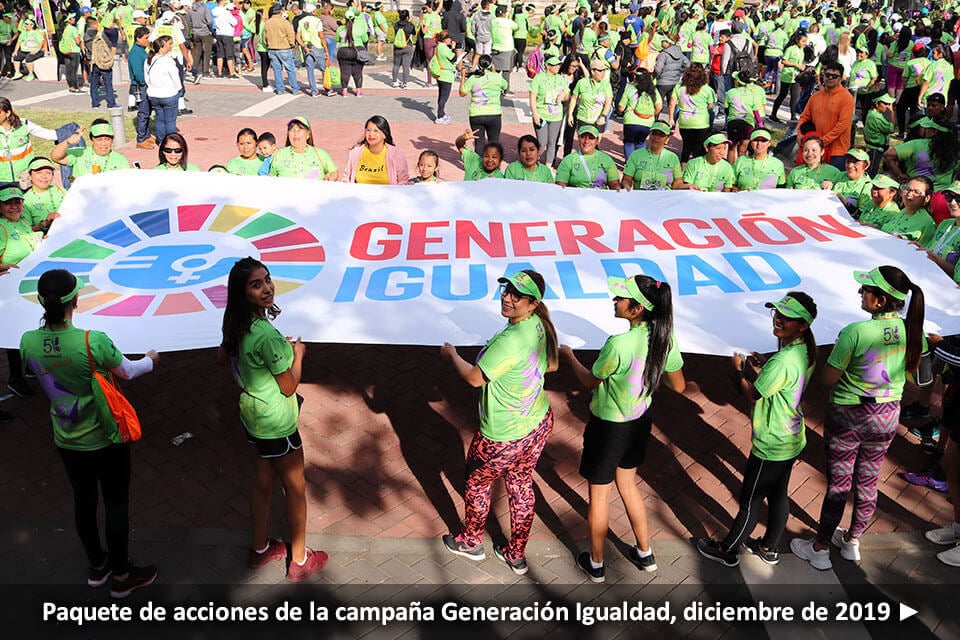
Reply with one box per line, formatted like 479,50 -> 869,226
790,538 -> 832,570
925,524 -> 960,546
391,80 -> 401,88
830,528 -> 860,561
936,543 -> 960,567
262,86 -> 274,93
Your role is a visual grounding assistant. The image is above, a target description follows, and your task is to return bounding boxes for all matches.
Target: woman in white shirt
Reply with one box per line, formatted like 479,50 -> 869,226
145,36 -> 183,143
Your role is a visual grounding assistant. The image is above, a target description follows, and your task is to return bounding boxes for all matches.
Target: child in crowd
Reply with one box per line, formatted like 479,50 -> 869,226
256,132 -> 277,176
409,150 -> 442,183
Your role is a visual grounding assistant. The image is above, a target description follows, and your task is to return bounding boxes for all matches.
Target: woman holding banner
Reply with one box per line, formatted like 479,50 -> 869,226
220,257 -> 328,582
20,268 -> 159,598
792,266 -> 924,570
440,270 -> 558,575
560,275 -> 685,582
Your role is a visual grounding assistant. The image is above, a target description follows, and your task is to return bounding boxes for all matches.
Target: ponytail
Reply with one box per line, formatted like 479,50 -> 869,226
875,265 -> 925,371
633,275 -> 674,391
783,290 -> 818,366
522,270 -> 559,370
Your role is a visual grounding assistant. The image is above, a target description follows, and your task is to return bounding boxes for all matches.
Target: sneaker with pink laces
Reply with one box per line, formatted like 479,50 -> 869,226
287,548 -> 329,583
247,538 -> 287,569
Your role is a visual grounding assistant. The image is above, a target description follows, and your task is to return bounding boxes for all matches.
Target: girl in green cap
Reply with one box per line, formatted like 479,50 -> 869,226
561,275 -> 685,582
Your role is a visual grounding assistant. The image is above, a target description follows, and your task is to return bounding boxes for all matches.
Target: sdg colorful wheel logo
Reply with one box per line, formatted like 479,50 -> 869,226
19,204 -> 325,316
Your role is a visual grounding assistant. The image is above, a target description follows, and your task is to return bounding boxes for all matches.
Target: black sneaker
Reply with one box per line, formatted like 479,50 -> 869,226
743,538 -> 780,565
627,546 -> 658,572
441,534 -> 485,561
695,537 -> 740,567
110,565 -> 158,599
493,543 -> 527,575
87,561 -> 112,587
576,551 -> 605,583
7,378 -> 35,397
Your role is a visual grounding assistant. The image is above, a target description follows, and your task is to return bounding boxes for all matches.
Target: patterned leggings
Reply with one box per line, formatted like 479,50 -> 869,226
815,402 -> 899,546
455,410 -> 553,562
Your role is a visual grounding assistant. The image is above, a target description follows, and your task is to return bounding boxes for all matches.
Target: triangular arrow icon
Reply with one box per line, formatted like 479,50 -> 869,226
900,603 -> 918,621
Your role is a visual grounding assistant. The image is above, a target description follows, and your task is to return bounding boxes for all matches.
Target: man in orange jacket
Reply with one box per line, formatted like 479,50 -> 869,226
797,61 -> 854,171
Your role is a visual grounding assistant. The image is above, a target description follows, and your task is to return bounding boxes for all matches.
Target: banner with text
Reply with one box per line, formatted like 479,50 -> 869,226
1,171 -> 958,355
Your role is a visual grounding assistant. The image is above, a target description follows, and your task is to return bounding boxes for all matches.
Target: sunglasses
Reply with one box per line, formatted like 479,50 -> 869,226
162,147 -> 183,153
823,72 -> 842,79
498,283 -> 532,301
945,192 -> 960,204
770,309 -> 800,322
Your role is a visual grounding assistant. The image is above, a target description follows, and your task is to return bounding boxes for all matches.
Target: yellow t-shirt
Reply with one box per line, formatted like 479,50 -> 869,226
355,146 -> 389,185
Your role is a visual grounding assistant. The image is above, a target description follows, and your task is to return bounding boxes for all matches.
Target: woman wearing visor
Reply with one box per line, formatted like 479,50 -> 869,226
561,275 -> 685,582
440,271 -> 558,575
697,293 -> 818,567
793,266 -> 924,570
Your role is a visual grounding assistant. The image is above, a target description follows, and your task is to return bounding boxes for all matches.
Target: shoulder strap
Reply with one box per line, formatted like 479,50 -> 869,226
85,330 -> 95,370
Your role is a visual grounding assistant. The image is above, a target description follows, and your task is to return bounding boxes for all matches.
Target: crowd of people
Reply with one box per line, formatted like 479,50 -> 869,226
4,0 -> 960,596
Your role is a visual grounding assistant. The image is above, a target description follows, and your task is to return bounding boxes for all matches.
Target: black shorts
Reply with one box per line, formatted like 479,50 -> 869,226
217,35 -> 235,60
727,119 -> 754,145
246,428 -> 302,458
579,412 -> 652,484
15,50 -> 43,63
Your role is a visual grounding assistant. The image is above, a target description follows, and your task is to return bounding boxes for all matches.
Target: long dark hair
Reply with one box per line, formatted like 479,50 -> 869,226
37,269 -> 78,327
285,119 -> 315,147
633,69 -> 657,103
357,115 -> 395,146
0,97 -> 22,128
520,270 -> 558,370
928,117 -> 958,174
147,35 -> 172,65
863,266 -> 925,371
782,291 -> 818,366
896,26 -> 912,54
221,257 -> 280,357
623,275 -> 674,391
157,132 -> 189,168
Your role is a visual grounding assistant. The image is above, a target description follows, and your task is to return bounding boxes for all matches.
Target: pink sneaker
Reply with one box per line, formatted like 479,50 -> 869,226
247,538 -> 287,569
287,548 -> 329,582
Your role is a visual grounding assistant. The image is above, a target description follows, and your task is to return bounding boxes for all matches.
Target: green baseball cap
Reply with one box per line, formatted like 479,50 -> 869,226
545,55 -> 562,65
750,128 -> 772,141
943,180 -> 960,195
703,133 -> 731,148
765,294 -> 814,324
909,116 -> 950,132
649,121 -> 671,136
89,122 -> 114,137
607,275 -> 654,311
578,124 -> 600,137
288,116 -> 311,129
0,185 -> 24,201
497,271 -> 542,301
853,267 -> 907,301
846,148 -> 870,162
871,174 -> 900,189
874,94 -> 896,104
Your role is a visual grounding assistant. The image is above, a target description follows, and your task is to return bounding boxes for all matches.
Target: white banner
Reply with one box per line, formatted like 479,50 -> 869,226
2,171 -> 959,356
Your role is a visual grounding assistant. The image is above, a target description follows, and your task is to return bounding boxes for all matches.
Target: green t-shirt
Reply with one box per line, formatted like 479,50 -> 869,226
23,185 -> 65,227
785,163 -> 844,190
895,138 -> 956,192
504,161 -> 555,183
462,147 -> 504,181
572,77 -> 613,124
476,315 -> 549,441
880,207 -> 936,245
59,24 -> 80,54
751,339 -> 812,461
227,156 -> 263,176
904,57 -> 930,89
463,71 -> 508,117
672,83 -> 715,130
435,41 -> 456,83
858,199 -> 899,226
530,71 -> 567,122
64,147 -> 130,178
847,58 -> 878,92
19,29 -> 44,53
269,145 -> 337,180
556,150 -> 619,188
827,312 -> 907,405
20,327 -> 123,451
724,86 -> 763,125
491,17 -> 517,52
765,28 -> 787,57
0,216 -> 40,264
924,219 -> 960,264
155,163 -> 201,172
834,174 -> 873,210
863,108 -> 894,150
235,317 -> 298,438
780,44 -> 804,84
691,30 -> 712,64
590,323 -> 683,422
624,147 -> 681,190
682,156 -> 734,192
619,86 -> 661,126
733,155 -> 785,190
921,58 -> 954,101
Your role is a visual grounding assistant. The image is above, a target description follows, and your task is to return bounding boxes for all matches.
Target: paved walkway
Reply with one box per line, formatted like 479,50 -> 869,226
0,72 -> 957,639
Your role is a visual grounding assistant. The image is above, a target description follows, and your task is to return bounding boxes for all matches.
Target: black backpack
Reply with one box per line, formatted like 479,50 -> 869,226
726,38 -> 756,76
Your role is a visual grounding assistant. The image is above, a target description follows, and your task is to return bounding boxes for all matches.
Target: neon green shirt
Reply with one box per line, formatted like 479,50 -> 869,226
23,185 -> 65,227
880,207 -> 936,245
733,155 -> 785,190
504,162 -> 555,183
785,163 -> 844,190
235,317 -> 298,438
682,156 -> 734,191
227,156 -> 263,176
827,312 -> 908,405
462,71 -> 508,117
269,145 -> 337,180
556,150 -> 619,188
672,83 -> 715,129
530,71 -> 567,122
462,147 -> 504,181
751,338 -> 812,461
624,147 -> 680,190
